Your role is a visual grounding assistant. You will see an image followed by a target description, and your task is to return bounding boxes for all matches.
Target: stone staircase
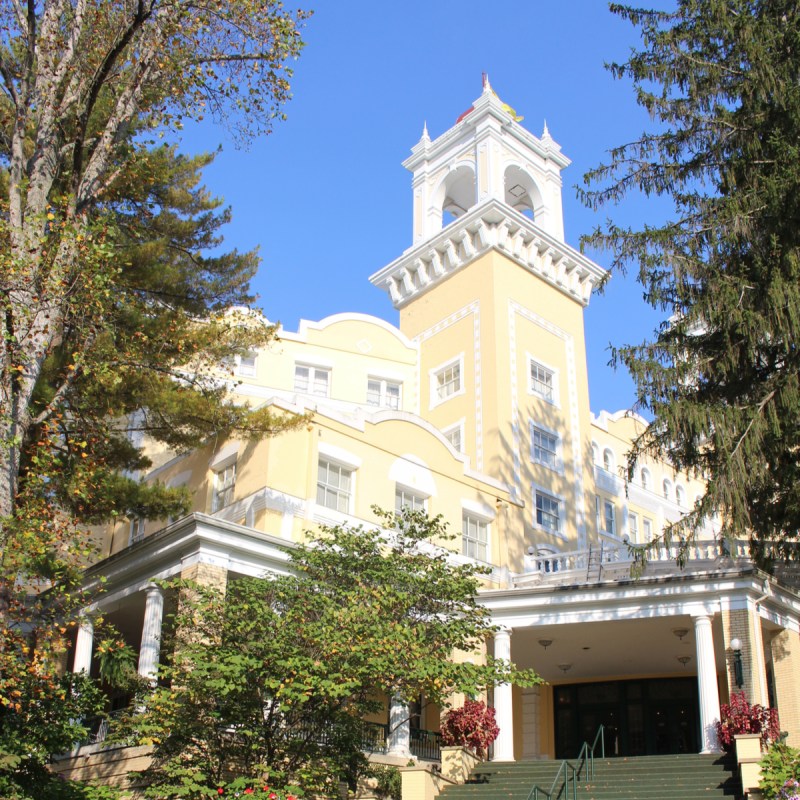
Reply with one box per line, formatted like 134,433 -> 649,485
438,754 -> 741,800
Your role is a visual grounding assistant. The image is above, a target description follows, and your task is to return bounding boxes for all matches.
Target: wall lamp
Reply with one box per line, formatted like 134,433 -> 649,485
730,637 -> 744,688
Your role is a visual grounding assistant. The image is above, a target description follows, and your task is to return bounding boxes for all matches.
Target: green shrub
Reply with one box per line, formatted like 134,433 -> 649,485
368,765 -> 401,800
760,742 -> 800,800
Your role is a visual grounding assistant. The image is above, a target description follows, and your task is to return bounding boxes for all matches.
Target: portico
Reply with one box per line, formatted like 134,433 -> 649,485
485,562 -> 800,760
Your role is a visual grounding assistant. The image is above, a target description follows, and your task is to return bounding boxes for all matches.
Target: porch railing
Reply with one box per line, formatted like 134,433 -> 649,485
521,538 -> 751,581
82,713 -> 440,761
363,721 -> 441,761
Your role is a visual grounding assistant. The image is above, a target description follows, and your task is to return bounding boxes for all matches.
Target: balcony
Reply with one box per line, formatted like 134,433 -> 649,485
518,538 -> 752,588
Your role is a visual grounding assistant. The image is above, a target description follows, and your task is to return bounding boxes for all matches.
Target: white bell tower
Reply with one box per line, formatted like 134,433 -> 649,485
405,75 -> 570,245
370,78 -> 606,311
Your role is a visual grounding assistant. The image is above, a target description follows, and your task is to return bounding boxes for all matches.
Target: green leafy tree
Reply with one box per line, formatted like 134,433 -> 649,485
0,643 -> 115,800
0,1 -> 309,795
123,509 -> 541,798
581,1 -> 800,562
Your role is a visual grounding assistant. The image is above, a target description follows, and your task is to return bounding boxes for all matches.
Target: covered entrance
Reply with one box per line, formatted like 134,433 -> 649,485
554,678 -> 699,758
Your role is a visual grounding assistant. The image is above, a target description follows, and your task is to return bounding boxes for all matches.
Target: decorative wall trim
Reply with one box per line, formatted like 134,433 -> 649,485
509,300 -> 587,547
417,302 -> 483,470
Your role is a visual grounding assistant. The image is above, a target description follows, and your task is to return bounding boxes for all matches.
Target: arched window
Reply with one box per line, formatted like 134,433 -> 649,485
675,485 -> 687,507
663,479 -> 672,501
640,468 -> 651,490
603,448 -> 615,473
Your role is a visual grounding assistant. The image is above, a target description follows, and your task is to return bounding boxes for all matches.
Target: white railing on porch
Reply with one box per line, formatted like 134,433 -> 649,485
518,538 -> 751,587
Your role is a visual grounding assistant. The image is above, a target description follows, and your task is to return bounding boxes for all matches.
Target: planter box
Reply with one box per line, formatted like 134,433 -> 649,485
735,734 -> 764,800
440,745 -> 480,784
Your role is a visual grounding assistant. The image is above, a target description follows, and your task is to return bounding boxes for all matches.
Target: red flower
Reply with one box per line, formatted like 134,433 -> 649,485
218,790 -> 224,796
244,790 -> 254,795
269,794 -> 277,799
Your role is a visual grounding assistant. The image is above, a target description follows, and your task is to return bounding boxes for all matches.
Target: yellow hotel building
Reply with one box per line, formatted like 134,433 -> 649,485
64,81 -> 800,778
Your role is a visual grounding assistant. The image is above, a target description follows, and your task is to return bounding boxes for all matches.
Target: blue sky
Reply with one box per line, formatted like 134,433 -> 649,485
178,1 -> 673,416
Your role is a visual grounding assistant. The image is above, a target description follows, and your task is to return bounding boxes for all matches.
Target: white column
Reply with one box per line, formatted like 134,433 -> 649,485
694,614 -> 722,753
387,694 -> 411,757
492,627 -> 514,761
73,617 -> 94,673
138,584 -> 164,682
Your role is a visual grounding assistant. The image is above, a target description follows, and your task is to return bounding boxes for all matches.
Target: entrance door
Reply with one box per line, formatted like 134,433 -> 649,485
651,700 -> 697,754
554,678 -> 698,758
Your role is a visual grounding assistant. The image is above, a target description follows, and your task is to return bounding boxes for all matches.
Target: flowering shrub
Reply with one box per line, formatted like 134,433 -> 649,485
440,699 -> 499,759
777,778 -> 800,800
213,779 -> 300,799
760,742 -> 800,800
715,691 -> 780,751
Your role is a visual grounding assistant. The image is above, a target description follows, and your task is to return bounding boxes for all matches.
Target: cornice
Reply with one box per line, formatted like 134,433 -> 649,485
369,198 -> 607,309
81,514 -> 294,604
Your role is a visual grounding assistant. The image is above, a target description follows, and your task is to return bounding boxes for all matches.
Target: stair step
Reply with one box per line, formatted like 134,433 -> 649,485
438,754 -> 741,800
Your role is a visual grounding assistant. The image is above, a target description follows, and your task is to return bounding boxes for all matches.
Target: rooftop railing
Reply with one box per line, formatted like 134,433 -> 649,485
518,538 -> 751,587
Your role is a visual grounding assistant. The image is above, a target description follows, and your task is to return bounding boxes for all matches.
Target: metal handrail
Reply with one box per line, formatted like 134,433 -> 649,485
575,724 -> 605,782
524,724 -> 605,800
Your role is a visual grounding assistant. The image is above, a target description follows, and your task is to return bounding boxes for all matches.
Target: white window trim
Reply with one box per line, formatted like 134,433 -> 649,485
601,498 -> 617,536
294,355 -> 334,370
429,354 -> 465,409
235,352 -> 257,378
442,419 -> 465,453
316,457 -> 356,516
209,442 -> 239,471
461,498 -> 496,520
128,517 -> 146,546
530,420 -> 563,473
367,368 -> 406,383
367,376 -> 402,409
294,362 -> 331,397
526,353 -> 560,407
318,442 -> 362,471
461,511 -> 491,564
532,484 -> 566,539
395,486 -> 429,522
627,511 -> 640,542
211,461 -> 236,513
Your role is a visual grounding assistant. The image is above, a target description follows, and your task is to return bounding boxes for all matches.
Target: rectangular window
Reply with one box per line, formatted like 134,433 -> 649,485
628,512 -> 639,541
530,360 -> 555,402
236,352 -> 257,378
435,361 -> 461,401
295,364 -> 330,397
395,487 -> 426,515
444,424 -> 463,452
643,517 -> 653,540
317,459 -> 352,513
212,463 -> 236,512
603,500 -> 616,535
532,424 -> 559,470
367,378 -> 401,409
128,517 -> 145,545
535,490 -> 561,534
462,514 -> 489,561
